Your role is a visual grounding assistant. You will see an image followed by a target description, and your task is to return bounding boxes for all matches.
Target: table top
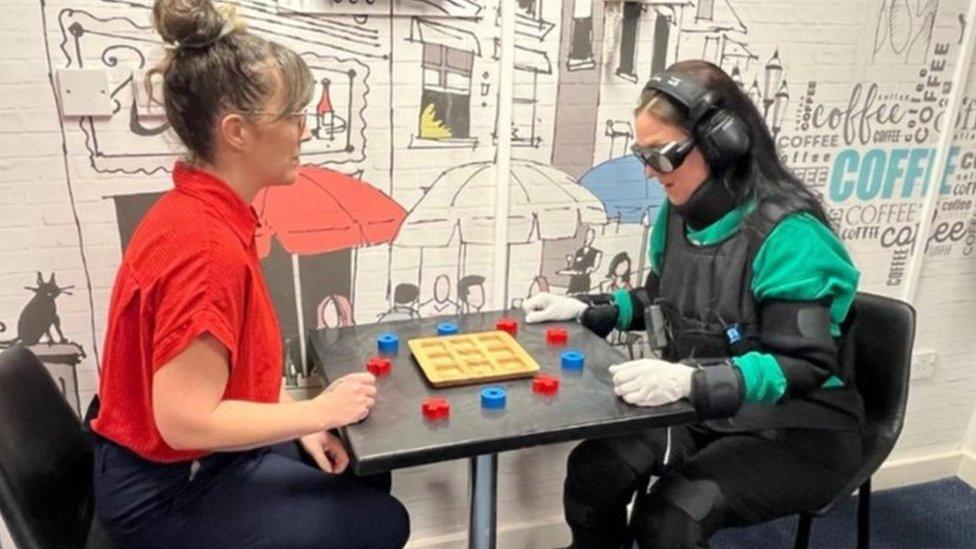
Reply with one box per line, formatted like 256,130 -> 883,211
308,310 -> 698,475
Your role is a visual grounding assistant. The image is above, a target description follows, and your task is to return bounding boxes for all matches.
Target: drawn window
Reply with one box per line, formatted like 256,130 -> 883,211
697,0 -> 715,20
616,1 -> 641,82
567,0 -> 595,71
649,12 -> 670,77
517,0 -> 539,18
511,45 -> 551,148
420,44 -> 473,139
512,70 -> 539,147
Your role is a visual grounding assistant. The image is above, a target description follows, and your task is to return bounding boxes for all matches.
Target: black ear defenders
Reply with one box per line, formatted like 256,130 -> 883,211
641,70 -> 750,171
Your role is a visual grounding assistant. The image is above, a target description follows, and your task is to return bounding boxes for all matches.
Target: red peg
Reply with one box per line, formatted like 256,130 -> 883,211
546,328 -> 568,345
421,397 -> 450,420
533,374 -> 560,395
366,356 -> 392,376
496,317 -> 518,336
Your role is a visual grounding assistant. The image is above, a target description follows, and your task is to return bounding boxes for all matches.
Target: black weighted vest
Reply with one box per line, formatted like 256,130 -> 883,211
654,202 -> 863,430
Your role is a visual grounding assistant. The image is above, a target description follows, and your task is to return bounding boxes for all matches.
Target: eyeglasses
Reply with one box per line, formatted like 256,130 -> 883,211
243,109 -> 307,134
630,138 -> 694,174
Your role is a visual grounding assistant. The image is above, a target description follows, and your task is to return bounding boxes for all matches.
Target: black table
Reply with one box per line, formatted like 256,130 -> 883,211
308,310 -> 697,549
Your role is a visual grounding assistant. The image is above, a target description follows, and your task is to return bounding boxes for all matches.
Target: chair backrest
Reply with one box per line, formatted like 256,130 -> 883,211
850,292 -> 916,478
0,346 -> 96,549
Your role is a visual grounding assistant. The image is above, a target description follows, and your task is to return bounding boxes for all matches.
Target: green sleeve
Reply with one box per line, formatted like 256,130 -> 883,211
648,201 -> 669,276
732,352 -> 789,403
751,213 -> 859,335
731,213 -> 859,403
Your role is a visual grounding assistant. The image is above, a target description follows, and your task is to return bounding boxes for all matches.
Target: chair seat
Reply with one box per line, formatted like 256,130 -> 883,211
808,428 -> 896,516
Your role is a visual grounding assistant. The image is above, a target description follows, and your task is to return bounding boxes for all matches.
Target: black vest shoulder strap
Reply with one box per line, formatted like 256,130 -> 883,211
746,201 -> 793,240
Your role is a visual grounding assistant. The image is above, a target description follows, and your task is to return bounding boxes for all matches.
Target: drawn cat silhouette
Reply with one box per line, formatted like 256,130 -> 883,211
0,271 -> 74,348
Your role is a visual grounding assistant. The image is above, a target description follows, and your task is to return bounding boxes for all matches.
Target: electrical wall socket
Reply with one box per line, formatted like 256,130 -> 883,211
56,69 -> 113,117
911,349 -> 938,380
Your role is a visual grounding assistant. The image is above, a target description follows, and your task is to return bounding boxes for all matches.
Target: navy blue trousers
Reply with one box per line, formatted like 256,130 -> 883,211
93,436 -> 410,548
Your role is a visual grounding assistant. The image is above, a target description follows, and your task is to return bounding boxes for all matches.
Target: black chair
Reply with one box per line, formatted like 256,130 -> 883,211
794,292 -> 916,549
0,346 -> 114,549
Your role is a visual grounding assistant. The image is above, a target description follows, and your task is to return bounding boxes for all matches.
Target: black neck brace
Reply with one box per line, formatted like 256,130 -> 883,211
672,178 -> 738,230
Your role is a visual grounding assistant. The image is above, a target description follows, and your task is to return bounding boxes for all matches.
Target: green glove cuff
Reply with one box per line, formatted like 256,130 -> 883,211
611,289 -> 633,330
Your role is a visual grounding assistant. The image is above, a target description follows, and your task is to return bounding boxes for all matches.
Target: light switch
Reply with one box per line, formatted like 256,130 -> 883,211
57,69 -> 113,117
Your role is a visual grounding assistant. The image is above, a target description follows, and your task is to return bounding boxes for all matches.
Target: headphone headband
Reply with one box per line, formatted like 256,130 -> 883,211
641,68 -> 751,171
643,70 -> 718,127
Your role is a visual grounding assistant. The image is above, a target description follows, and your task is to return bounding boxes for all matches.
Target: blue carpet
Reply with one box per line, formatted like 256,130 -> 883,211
711,478 -> 976,548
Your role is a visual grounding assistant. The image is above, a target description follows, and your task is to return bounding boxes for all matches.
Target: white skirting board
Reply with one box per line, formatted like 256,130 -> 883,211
870,450 -> 967,491
957,451 -> 976,488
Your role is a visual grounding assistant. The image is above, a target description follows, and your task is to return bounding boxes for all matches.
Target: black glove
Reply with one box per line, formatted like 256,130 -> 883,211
579,304 -> 619,338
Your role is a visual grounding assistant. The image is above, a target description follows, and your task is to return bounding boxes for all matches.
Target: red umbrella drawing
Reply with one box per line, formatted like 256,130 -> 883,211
252,165 -> 406,379
253,165 -> 406,258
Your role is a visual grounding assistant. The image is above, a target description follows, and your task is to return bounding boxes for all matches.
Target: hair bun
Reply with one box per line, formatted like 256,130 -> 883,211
153,0 -> 240,49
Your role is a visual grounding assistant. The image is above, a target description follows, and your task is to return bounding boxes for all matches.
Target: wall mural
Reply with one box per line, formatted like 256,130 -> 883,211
872,0 -> 939,64
16,0 -> 976,402
0,272 -> 86,415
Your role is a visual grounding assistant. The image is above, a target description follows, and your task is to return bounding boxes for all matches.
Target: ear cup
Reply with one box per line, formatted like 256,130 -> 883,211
694,109 -> 750,169
644,69 -> 751,171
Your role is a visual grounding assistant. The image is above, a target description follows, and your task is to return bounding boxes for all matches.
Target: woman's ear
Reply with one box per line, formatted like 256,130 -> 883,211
217,113 -> 249,153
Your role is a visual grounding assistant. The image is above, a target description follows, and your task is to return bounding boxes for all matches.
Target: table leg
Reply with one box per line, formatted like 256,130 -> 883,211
468,453 -> 498,549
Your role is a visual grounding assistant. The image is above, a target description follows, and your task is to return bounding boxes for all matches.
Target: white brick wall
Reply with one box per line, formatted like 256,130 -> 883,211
2,1 -> 976,547
966,405 -> 976,453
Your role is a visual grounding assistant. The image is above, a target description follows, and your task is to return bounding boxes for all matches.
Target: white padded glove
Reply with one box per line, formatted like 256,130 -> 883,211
521,292 -> 588,324
610,359 -> 695,407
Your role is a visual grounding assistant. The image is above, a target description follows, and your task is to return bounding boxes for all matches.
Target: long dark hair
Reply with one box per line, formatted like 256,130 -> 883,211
636,60 -> 832,236
605,251 -> 632,284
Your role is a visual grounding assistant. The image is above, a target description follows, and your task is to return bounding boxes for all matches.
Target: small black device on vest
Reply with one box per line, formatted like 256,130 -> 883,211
724,323 -> 748,356
642,70 -> 751,171
644,300 -> 669,352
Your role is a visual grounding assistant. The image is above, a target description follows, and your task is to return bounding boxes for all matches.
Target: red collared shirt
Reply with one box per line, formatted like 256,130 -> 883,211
92,163 -> 283,463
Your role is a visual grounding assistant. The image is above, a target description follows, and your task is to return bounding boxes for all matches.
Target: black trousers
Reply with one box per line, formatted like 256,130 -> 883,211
564,423 -> 862,548
93,436 -> 409,549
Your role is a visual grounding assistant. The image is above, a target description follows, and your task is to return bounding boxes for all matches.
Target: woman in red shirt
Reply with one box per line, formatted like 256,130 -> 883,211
90,1 -> 409,547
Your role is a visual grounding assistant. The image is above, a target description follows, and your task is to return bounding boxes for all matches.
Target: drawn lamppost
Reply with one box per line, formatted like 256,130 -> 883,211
744,50 -> 789,138
770,79 -> 790,137
730,65 -> 744,89
747,78 -> 762,107
762,49 -> 783,120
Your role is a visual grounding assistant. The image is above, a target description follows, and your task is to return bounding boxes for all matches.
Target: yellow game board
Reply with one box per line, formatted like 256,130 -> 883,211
408,330 -> 540,388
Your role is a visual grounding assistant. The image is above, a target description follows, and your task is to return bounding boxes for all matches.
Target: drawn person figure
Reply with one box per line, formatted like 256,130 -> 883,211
598,252 -> 634,294
562,227 -> 603,295
378,282 -> 422,322
418,274 -> 458,317
316,294 -> 354,329
457,275 -> 486,315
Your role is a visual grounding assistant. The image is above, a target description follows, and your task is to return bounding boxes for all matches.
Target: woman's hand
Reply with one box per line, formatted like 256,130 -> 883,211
300,430 -> 350,474
609,359 -> 694,407
312,372 -> 377,428
521,292 -> 588,323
